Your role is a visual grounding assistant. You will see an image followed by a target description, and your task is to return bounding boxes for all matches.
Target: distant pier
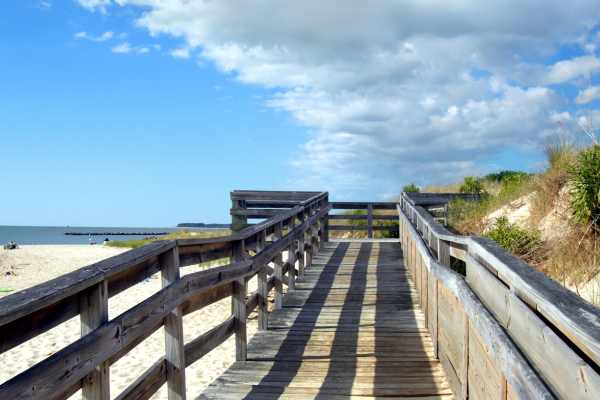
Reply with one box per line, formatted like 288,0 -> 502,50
64,231 -> 167,236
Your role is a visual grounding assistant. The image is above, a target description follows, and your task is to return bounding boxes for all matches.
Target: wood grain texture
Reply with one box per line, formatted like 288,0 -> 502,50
200,241 -> 453,399
80,281 -> 110,400
160,247 -> 186,400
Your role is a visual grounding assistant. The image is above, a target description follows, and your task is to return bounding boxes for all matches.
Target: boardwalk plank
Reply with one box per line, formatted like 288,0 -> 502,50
198,241 -> 453,399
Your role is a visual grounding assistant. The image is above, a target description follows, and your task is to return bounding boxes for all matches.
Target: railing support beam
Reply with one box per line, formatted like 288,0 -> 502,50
80,281 -> 110,400
232,240 -> 247,361
160,247 -> 186,400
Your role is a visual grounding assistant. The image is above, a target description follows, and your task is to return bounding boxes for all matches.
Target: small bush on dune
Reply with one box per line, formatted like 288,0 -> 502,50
486,217 -> 543,263
402,183 -> 420,193
447,198 -> 487,235
485,170 -> 529,184
569,145 -> 600,230
460,176 -> 487,195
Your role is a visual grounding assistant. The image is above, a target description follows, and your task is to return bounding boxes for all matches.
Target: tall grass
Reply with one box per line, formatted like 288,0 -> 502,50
445,139 -> 600,304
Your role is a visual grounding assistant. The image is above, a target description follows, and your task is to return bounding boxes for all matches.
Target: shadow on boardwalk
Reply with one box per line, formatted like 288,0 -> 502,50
198,241 -> 451,399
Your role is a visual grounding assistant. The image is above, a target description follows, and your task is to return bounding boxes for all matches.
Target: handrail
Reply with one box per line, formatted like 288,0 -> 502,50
400,191 -> 600,399
398,203 -> 552,399
0,191 -> 330,400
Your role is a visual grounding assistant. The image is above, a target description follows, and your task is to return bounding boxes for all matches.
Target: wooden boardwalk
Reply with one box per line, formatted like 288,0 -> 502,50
200,240 -> 453,399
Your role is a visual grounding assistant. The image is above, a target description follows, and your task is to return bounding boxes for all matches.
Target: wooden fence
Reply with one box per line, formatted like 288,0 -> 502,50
399,192 -> 600,400
328,202 -> 397,238
0,191 -> 329,400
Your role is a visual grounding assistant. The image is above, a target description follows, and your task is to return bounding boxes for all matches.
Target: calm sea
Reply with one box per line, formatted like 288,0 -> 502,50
0,226 -> 209,245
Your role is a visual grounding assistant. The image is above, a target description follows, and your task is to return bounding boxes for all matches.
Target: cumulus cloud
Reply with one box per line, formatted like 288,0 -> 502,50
546,56 -> 600,84
76,0 -> 600,196
576,86 -> 600,104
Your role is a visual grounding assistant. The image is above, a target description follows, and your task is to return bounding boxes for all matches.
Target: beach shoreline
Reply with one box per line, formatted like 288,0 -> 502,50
0,244 -> 258,399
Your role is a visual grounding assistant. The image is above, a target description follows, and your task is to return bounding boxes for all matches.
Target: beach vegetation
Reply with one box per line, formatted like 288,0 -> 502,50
106,229 -> 230,249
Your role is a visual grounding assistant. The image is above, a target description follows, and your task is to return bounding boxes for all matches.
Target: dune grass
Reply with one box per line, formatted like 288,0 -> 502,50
443,140 -> 600,303
106,229 -> 231,249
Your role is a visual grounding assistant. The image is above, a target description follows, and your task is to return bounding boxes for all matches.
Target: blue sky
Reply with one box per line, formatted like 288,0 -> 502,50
2,1 -> 600,226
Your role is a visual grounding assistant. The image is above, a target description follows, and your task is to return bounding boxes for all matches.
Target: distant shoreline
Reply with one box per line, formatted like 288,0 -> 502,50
177,223 -> 230,228
65,231 -> 168,236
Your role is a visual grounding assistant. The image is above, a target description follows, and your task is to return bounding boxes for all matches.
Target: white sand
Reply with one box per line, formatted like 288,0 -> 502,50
0,245 -> 259,399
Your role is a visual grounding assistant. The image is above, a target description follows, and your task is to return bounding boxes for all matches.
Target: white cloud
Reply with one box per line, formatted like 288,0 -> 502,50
170,47 -> 190,59
550,111 -> 572,123
111,42 -> 131,54
546,56 -> 600,84
75,0 -> 600,196
110,42 -> 151,55
76,0 -> 112,13
576,85 -> 600,104
75,31 -> 114,42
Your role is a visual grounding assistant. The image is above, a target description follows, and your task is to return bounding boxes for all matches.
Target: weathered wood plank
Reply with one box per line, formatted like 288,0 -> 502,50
160,248 -> 186,400
185,317 -> 235,367
506,292 -> 600,399
200,241 -> 452,399
80,281 -> 110,400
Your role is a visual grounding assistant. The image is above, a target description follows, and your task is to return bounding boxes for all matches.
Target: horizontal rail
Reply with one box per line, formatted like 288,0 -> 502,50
328,214 -> 397,220
328,225 -> 393,231
330,201 -> 396,209
328,201 -> 398,238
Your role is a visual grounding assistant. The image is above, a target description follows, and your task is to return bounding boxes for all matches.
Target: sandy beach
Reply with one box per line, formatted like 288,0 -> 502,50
0,245 -> 259,399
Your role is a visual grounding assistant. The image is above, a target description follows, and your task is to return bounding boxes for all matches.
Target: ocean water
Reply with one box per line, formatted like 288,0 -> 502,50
0,226 -> 208,245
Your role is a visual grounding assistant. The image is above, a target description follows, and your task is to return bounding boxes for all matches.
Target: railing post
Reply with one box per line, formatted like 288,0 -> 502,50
257,230 -> 268,331
287,217 -> 296,292
315,219 -> 323,252
230,196 -> 247,232
232,240 -> 247,361
273,222 -> 284,310
437,238 -> 450,267
160,247 -> 186,400
323,194 -> 330,242
304,211 -> 313,271
80,280 -> 110,400
297,211 -> 306,278
367,203 -> 373,238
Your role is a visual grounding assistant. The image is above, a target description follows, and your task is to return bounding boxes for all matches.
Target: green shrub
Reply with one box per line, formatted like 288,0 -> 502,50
484,170 -> 529,184
459,176 -> 487,195
402,183 -> 420,193
570,145 -> 600,229
497,173 -> 531,199
447,198 -> 487,234
486,217 -> 542,259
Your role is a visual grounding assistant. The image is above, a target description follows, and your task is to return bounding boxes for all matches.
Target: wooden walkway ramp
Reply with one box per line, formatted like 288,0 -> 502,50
200,240 -> 452,399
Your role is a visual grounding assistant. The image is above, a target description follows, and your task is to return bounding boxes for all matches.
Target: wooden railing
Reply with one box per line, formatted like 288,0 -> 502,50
399,192 -> 600,399
0,191 -> 329,400
230,190 -> 325,231
328,201 -> 397,238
